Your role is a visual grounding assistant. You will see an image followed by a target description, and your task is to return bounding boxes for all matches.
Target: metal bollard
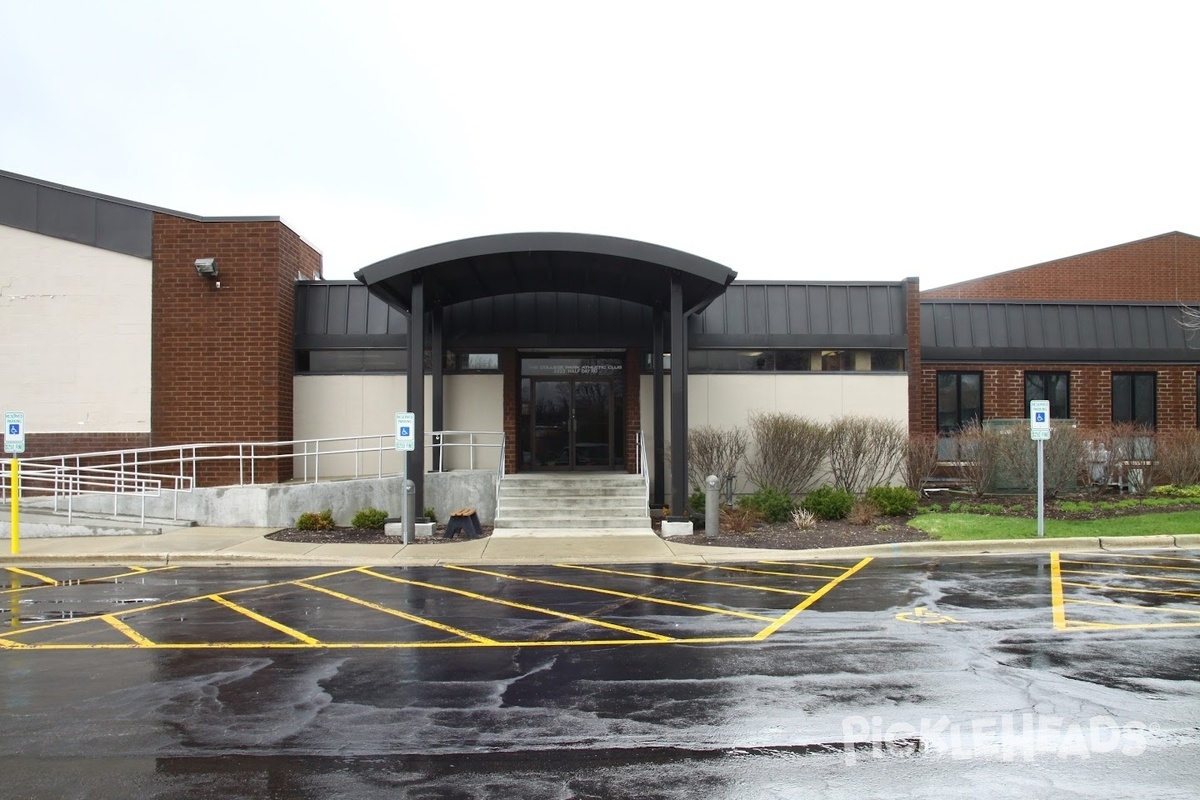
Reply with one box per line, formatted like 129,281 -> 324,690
705,474 -> 720,539
403,479 -> 415,545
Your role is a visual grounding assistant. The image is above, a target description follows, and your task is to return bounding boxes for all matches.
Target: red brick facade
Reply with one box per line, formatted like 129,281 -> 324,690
916,363 -> 1199,434
151,214 -> 321,485
904,276 -> 921,434
917,232 -> 1200,437
923,232 -> 1200,301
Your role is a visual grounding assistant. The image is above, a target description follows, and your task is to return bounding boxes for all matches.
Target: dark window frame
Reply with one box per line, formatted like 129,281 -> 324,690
1024,371 -> 1071,421
1112,372 -> 1156,428
937,371 -> 983,434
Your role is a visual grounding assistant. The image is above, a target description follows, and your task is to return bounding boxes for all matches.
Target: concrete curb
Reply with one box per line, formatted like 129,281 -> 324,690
5,533 -> 1199,567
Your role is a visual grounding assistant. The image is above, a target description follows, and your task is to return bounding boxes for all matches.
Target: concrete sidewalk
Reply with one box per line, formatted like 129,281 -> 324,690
5,526 -> 1200,567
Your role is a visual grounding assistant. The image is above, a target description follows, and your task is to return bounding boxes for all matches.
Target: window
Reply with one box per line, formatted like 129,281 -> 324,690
937,372 -> 982,433
1112,373 -> 1156,428
662,349 -> 906,374
1025,372 -> 1070,420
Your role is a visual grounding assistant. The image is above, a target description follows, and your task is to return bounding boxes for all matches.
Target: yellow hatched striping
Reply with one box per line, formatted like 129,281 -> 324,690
553,563 -> 812,596
1085,552 -> 1200,565
1060,558 -> 1200,574
206,594 -> 322,645
1060,568 -> 1200,586
682,563 -> 853,581
1061,580 -> 1200,601
5,567 -> 58,585
751,557 -> 872,640
0,565 -> 181,595
757,561 -> 847,571
444,565 -> 776,621
1064,597 -> 1200,616
294,580 -> 496,644
102,614 -> 155,645
357,568 -> 672,640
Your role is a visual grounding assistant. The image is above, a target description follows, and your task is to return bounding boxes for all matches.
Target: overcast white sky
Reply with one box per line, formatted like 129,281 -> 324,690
2,1 -> 1197,288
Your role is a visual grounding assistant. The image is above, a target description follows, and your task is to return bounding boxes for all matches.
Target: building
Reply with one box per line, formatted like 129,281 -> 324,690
2,169 -> 1197,525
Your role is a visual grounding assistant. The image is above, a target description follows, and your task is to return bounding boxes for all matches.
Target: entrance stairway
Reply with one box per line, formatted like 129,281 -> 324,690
493,472 -> 652,534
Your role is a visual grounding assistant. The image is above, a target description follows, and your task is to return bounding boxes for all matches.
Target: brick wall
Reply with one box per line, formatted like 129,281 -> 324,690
923,232 -> 1200,301
151,214 -> 321,486
501,348 -> 519,475
624,348 -> 641,473
915,362 -> 1198,435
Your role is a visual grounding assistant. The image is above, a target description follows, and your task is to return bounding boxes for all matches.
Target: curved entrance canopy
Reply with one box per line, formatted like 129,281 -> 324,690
355,232 -> 736,531
354,232 -> 736,315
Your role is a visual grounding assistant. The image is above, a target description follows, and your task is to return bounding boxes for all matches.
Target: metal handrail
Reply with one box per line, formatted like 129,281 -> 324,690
1,461 -> 166,526
637,429 -> 650,513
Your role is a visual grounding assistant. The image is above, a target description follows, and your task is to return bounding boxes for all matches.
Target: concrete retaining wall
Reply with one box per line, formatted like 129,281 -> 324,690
38,471 -> 498,528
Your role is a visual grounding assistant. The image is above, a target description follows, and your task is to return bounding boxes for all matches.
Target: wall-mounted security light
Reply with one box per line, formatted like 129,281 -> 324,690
194,257 -> 218,277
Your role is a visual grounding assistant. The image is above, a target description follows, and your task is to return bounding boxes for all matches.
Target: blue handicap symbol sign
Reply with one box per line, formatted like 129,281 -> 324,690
399,426 -> 411,437
1034,412 -> 1046,422
7,424 -> 18,435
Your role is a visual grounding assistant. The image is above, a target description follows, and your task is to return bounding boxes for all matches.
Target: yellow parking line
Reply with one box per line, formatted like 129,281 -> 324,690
5,567 -> 57,585
1061,568 -> 1200,586
1061,558 -> 1200,574
553,563 -> 812,596
0,565 -> 182,595
1050,552 -> 1067,630
1090,552 -> 1200,564
207,594 -> 322,645
1061,580 -> 1200,601
0,635 -> 761,651
752,557 -> 872,640
444,565 -> 775,621
1065,598 -> 1200,616
102,614 -> 155,645
758,561 -> 846,571
358,568 -> 673,640
687,563 -> 854,581
294,580 -> 496,644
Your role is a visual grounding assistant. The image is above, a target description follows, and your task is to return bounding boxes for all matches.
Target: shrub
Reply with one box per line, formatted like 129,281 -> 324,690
1152,484 -> 1200,498
902,433 -> 941,494
737,487 -> 796,524
864,486 -> 919,516
720,506 -> 761,533
351,507 -> 388,529
827,416 -> 907,494
791,508 -> 817,530
689,488 -> 707,515
423,507 -> 438,523
847,500 -> 879,526
801,486 -> 854,520
743,412 -> 829,497
1153,429 -> 1200,489
687,425 -> 748,497
296,509 -> 334,531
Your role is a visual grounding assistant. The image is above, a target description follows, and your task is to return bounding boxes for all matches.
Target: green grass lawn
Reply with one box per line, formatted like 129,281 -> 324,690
907,511 -> 1200,541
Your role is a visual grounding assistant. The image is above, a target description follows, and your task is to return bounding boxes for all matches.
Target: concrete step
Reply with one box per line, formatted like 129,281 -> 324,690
497,504 -> 648,517
493,516 -> 652,529
498,496 -> 647,509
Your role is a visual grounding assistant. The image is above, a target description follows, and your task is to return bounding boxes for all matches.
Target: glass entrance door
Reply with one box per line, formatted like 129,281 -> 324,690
529,378 -> 615,469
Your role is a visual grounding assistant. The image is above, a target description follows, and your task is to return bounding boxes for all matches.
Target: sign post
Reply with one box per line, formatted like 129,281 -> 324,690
4,412 -> 24,555
1030,401 -> 1050,538
395,412 -> 416,544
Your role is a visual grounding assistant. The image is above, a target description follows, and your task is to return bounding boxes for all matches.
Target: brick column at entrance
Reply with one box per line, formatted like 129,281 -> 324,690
501,348 -> 519,475
625,348 -> 642,473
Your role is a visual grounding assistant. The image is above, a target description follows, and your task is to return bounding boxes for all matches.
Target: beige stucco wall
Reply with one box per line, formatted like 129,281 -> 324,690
292,373 -> 503,476
0,225 -> 151,432
640,373 -> 910,493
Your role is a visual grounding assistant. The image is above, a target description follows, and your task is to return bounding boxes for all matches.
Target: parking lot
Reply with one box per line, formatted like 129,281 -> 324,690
4,551 -> 1200,650
4,552 -> 1200,798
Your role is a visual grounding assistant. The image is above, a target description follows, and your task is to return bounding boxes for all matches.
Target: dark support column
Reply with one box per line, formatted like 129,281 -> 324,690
431,305 -> 444,472
407,275 -> 426,518
652,306 -> 665,508
669,274 -> 688,520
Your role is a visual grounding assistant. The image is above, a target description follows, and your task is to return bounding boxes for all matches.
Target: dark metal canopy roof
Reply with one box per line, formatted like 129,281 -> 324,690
921,301 -> 1200,362
354,232 -> 737,315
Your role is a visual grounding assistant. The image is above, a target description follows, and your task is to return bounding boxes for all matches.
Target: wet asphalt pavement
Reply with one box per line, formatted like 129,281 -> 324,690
2,552 -> 1200,799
